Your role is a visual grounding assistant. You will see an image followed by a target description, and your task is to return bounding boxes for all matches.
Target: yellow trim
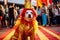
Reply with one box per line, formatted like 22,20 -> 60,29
36,29 -> 49,40
3,30 -> 15,40
40,27 -> 60,40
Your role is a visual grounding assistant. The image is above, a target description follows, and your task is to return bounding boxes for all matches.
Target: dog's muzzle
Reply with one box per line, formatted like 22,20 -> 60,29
28,14 -> 31,18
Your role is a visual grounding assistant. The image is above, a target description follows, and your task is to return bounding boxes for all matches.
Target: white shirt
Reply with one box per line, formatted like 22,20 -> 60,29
59,8 -> 60,12
54,8 -> 59,16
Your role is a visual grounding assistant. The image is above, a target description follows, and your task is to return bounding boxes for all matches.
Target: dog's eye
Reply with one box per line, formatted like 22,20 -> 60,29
31,12 -> 33,14
26,12 -> 28,14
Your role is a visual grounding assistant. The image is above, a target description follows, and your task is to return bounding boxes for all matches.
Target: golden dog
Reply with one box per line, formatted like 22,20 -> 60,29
11,8 -> 38,40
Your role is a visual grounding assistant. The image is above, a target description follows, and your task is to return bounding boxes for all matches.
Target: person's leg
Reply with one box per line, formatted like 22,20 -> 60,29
42,15 -> 47,26
56,16 -> 58,26
7,17 -> 9,27
51,18 -> 55,25
45,16 -> 47,26
9,17 -> 12,28
4,15 -> 6,27
50,18 -> 52,26
0,21 -> 2,29
1,18 -> 5,28
5,19 -> 9,28
59,16 -> 60,25
40,16 -> 42,25
42,15 -> 44,26
38,15 -> 41,25
57,16 -> 60,25
9,17 -> 10,25
12,17 -> 14,26
36,15 -> 40,25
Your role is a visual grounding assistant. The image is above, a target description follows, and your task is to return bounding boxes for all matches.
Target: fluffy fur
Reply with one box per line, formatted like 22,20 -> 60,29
11,8 -> 38,40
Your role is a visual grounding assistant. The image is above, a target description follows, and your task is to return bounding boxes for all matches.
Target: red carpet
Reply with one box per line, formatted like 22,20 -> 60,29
0,26 -> 60,40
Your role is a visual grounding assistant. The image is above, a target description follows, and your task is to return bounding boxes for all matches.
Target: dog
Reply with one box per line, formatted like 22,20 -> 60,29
11,8 -> 38,40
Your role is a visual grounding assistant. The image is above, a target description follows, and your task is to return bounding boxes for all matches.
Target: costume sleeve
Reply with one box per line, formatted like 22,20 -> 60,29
33,20 -> 38,35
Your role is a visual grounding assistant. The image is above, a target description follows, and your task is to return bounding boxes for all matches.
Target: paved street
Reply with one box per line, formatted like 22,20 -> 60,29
0,28 -> 10,36
0,26 -> 60,36
0,26 -> 60,40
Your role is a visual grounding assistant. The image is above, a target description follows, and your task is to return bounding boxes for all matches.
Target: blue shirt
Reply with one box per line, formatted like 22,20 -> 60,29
36,8 -> 41,15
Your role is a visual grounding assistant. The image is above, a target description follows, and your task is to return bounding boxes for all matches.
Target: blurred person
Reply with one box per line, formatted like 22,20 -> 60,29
36,6 -> 42,25
42,3 -> 49,25
37,6 -> 41,15
58,6 -> 60,14
4,5 -> 9,28
9,4 -> 15,28
58,6 -> 60,25
0,5 -> 3,28
1,5 -> 6,27
41,9 -> 47,26
48,5 -> 55,26
34,7 -> 37,10
14,7 -> 18,23
54,6 -> 60,25
16,7 -> 20,16
42,3 -> 47,12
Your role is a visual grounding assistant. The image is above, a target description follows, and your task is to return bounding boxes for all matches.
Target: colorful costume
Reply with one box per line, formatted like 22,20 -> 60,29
0,8 -> 38,40
11,8 -> 38,40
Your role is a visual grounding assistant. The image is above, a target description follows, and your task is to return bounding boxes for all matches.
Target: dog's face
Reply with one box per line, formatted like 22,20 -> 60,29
20,8 -> 37,22
24,10 -> 34,21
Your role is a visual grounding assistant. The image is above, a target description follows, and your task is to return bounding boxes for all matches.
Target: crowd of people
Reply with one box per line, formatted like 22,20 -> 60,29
0,4 -> 20,29
36,3 -> 60,26
0,3 -> 60,29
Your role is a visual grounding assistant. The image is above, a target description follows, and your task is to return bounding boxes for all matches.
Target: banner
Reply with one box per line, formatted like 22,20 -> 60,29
37,0 -> 52,7
37,0 -> 42,8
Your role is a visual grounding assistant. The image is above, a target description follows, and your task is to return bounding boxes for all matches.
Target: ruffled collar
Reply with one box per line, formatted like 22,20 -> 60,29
21,18 -> 33,26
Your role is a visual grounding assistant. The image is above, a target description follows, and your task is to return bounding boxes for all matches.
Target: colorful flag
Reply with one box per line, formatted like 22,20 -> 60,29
37,0 -> 42,8
37,0 -> 52,7
42,0 -> 48,6
49,0 -> 52,5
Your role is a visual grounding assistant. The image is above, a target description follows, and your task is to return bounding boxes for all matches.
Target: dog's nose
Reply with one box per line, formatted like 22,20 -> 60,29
28,14 -> 31,18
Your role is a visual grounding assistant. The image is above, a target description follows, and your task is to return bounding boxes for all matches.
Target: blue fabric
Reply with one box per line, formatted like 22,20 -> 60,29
42,13 -> 47,26
36,9 -> 41,15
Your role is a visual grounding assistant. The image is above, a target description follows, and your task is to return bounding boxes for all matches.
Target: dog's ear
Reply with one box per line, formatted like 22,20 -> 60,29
31,8 -> 37,18
19,8 -> 26,18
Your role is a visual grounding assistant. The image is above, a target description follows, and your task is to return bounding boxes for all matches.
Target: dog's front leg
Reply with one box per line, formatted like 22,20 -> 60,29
18,32 -> 22,40
29,28 -> 35,40
30,33 -> 35,40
